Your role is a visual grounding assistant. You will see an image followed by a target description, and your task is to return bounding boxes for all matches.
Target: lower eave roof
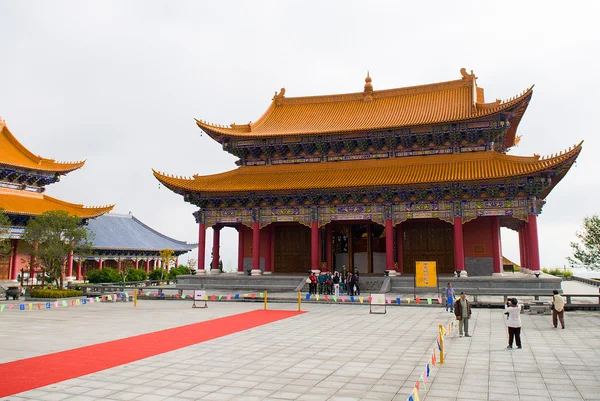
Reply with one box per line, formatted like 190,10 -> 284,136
154,142 -> 582,195
0,188 -> 113,218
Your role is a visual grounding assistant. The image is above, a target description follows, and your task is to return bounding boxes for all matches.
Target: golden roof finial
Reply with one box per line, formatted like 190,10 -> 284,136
364,71 -> 373,102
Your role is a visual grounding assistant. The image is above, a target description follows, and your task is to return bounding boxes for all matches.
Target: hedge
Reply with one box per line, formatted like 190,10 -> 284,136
29,289 -> 83,299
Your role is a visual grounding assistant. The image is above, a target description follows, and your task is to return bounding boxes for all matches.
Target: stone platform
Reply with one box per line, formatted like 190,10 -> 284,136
176,272 -> 562,294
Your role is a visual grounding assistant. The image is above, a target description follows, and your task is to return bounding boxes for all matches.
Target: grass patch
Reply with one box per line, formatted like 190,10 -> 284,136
542,268 -> 573,278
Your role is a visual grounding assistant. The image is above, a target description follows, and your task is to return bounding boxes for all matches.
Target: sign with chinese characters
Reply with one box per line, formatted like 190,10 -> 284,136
415,261 -> 437,288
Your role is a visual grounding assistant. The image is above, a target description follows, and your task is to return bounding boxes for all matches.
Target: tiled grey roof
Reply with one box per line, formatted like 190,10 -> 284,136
86,213 -> 195,252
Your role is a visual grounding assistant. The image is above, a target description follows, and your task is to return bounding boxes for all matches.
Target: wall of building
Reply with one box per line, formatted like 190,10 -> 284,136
463,217 -> 494,276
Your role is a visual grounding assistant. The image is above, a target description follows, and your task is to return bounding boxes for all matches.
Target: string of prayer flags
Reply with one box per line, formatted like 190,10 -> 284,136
427,298 -> 432,305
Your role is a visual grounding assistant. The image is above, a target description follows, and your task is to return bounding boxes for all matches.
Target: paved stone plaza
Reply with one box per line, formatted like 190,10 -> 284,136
1,300 -> 599,401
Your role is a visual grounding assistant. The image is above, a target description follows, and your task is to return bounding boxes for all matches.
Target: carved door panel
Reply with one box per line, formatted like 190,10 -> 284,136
274,224 -> 311,273
402,219 -> 454,274
0,255 -> 9,279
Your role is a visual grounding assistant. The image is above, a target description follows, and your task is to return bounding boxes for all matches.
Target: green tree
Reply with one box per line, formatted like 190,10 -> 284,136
0,209 -> 13,257
22,210 -> 93,289
568,214 -> 600,270
159,248 -> 175,280
87,267 -> 121,283
168,265 -> 191,280
125,268 -> 147,282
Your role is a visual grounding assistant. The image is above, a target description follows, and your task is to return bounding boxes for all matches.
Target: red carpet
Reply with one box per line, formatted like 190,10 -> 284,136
0,309 -> 303,397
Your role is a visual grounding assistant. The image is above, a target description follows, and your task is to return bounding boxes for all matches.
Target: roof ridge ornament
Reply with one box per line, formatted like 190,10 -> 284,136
460,68 -> 477,80
273,88 -> 286,105
364,71 -> 373,102
0,116 -> 5,129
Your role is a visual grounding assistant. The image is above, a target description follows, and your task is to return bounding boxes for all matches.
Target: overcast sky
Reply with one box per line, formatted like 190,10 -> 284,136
1,1 -> 598,271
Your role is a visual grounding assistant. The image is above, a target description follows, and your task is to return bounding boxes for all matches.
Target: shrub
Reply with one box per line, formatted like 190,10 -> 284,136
86,267 -> 121,283
125,269 -> 147,282
30,289 -> 83,298
542,267 -> 573,278
168,266 -> 191,280
148,268 -> 166,281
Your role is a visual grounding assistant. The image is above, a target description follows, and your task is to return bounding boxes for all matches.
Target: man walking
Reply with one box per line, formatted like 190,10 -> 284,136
552,289 -> 565,329
454,292 -> 472,337
445,282 -> 455,312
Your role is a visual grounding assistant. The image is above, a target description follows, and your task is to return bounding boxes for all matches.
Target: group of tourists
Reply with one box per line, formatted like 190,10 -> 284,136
444,282 -> 566,349
307,265 -> 360,296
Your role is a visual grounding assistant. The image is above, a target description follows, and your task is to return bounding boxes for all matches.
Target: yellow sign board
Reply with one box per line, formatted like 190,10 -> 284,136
415,261 -> 437,287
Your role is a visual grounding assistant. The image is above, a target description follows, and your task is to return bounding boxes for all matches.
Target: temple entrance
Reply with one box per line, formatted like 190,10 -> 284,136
332,222 -> 386,273
402,219 -> 454,274
274,224 -> 311,273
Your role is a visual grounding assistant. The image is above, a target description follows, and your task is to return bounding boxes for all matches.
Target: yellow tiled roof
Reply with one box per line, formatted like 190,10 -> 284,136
0,188 -> 114,218
154,142 -> 582,194
195,69 -> 532,139
0,122 -> 85,173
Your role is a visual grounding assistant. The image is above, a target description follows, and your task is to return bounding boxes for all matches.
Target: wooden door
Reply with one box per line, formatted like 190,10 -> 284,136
274,224 -> 311,273
402,219 -> 454,274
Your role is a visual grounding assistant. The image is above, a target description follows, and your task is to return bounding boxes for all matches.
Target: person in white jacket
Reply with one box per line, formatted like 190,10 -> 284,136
505,298 -> 522,349
552,289 -> 565,329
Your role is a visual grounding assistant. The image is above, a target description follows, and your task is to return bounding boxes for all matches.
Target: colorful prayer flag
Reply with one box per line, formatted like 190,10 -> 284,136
406,298 -> 411,304
368,296 -> 372,303
235,294 -> 240,299
82,298 -> 87,304
259,292 -> 264,298
226,294 -> 231,300
415,298 -> 420,304
415,381 -> 420,390
46,302 -> 50,309
427,298 -> 432,305
62,301 -> 67,307
8,304 -> 14,308
305,294 -> 310,300
218,295 -> 223,300
359,297 -> 364,303
28,303 -> 32,310
19,304 -> 25,310
341,296 -> 346,302
412,387 -> 421,401
37,303 -> 41,310
211,294 -> 216,301
437,297 -> 442,304
250,293 -> 256,299
324,295 -> 329,301
244,293 -> 249,297
350,296 -> 355,303
396,298 -> 401,304
408,395 -> 414,401
333,296 -> 337,302
316,295 -> 320,301
0,305 -> 4,312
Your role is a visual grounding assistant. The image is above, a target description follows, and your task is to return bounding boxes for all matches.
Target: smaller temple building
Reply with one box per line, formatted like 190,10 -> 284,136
0,118 -> 113,280
76,213 -> 195,279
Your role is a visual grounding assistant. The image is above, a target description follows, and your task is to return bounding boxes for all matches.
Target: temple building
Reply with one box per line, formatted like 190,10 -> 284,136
0,118 -> 113,280
78,213 -> 195,280
154,69 -> 581,276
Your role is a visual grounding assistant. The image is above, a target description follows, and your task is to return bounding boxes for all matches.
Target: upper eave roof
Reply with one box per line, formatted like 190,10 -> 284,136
0,121 -> 85,173
0,187 -> 114,218
195,69 -> 533,140
84,213 -> 195,252
154,142 -> 582,195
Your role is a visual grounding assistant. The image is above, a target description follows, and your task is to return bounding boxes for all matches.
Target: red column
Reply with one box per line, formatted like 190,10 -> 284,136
145,259 -> 150,273
453,217 -> 466,273
198,223 -> 206,271
518,225 -> 525,268
527,214 -> 541,271
9,239 -> 18,280
311,221 -> 319,271
212,226 -> 221,271
175,258 -> 179,268
326,224 -> 333,271
76,259 -> 83,280
264,226 -> 272,273
98,258 -> 103,270
237,225 -> 245,273
67,247 -> 74,277
491,216 -> 502,274
385,219 -> 394,271
396,224 -> 404,274
522,222 -> 530,269
135,259 -> 139,270
252,222 -> 260,271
